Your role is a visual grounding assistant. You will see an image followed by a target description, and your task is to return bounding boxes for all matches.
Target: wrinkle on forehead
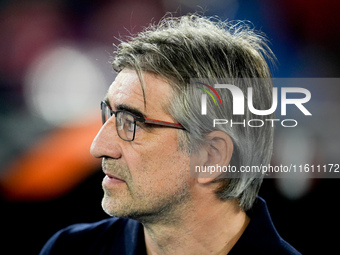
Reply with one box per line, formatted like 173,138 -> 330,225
107,69 -> 173,117
107,69 -> 144,107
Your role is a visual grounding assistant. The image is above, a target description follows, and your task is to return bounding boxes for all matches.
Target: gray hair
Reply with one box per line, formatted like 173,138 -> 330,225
112,14 -> 276,211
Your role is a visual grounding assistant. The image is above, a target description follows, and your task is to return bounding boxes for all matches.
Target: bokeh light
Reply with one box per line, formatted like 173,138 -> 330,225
24,44 -> 108,126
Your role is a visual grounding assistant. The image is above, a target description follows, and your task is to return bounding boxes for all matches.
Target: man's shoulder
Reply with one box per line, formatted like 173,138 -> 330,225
40,217 -> 144,255
230,197 -> 302,255
58,217 -> 138,236
51,217 -> 140,242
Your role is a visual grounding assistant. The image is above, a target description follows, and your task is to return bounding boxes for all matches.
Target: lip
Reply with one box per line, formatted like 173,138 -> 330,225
103,171 -> 126,186
104,171 -> 124,181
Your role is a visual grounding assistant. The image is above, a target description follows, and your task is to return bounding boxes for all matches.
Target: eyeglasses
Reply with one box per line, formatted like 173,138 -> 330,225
101,101 -> 185,141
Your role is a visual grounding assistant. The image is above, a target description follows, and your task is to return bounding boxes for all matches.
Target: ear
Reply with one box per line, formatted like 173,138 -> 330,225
196,131 -> 234,184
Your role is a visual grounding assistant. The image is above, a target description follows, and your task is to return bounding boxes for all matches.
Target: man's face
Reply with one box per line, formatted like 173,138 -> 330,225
90,69 -> 192,223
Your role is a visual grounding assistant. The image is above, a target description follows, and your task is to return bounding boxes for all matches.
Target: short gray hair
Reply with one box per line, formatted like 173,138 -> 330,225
112,14 -> 276,211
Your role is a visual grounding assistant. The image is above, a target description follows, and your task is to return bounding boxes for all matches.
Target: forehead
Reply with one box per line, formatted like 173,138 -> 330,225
107,69 -> 172,116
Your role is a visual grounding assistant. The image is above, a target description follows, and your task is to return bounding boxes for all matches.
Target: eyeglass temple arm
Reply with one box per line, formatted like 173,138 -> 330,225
144,118 -> 185,129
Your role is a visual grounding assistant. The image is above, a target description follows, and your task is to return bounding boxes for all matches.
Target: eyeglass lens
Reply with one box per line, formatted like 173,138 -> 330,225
117,112 -> 136,141
101,102 -> 136,141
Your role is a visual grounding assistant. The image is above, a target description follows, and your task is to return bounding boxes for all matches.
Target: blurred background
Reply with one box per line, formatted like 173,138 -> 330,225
0,0 -> 339,254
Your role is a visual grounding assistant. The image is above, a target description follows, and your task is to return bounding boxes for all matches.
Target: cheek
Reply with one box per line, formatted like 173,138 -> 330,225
125,130 -> 181,171
127,139 -> 190,190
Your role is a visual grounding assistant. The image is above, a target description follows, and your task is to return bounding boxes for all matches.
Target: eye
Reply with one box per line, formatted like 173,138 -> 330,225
125,119 -> 135,132
122,113 -> 135,133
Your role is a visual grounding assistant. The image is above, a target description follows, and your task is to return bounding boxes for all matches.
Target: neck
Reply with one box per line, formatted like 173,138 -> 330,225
143,193 -> 250,255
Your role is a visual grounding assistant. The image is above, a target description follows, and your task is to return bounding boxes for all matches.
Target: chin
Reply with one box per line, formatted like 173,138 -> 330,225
102,195 -> 124,218
101,195 -> 135,218
101,195 -> 161,224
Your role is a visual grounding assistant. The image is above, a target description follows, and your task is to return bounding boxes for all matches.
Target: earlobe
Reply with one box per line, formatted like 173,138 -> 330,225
196,131 -> 234,184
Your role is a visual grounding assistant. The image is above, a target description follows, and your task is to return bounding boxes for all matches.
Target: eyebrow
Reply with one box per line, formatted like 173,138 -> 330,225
104,97 -> 146,118
116,104 -> 146,118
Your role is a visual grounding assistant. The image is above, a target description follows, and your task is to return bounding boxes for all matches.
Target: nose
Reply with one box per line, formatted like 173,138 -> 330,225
90,121 -> 122,159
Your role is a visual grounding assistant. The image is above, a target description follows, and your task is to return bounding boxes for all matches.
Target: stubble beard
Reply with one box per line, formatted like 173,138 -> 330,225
101,159 -> 192,225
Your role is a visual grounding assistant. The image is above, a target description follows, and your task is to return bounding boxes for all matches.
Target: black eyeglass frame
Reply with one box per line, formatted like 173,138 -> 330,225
101,101 -> 185,141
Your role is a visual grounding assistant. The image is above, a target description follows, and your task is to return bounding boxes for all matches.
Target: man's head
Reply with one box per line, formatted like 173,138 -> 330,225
91,14 -> 275,220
